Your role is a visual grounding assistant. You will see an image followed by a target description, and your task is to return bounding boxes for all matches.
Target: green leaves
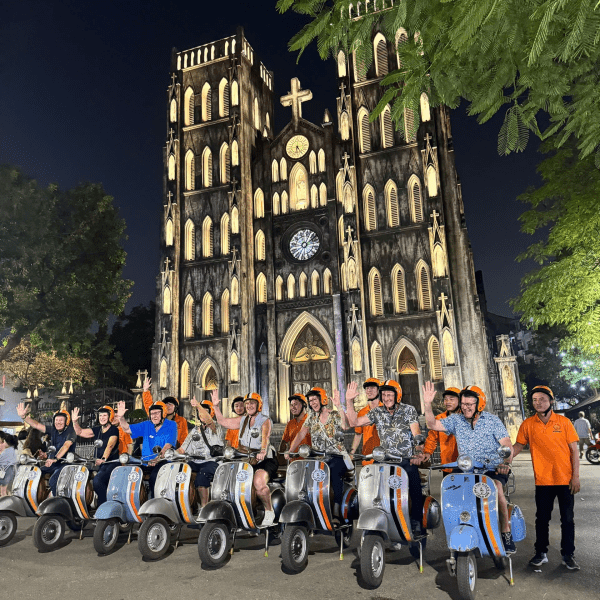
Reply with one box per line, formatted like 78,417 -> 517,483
498,105 -> 530,155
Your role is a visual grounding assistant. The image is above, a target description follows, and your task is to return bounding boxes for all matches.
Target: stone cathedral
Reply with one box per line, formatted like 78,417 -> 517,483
152,26 -> 522,434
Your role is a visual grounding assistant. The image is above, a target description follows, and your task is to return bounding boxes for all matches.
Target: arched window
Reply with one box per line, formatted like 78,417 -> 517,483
310,185 -> 318,208
371,342 -> 384,380
170,98 -> 177,123
230,352 -> 239,382
163,286 -> 171,314
374,32 -> 388,77
275,276 -> 283,300
219,78 -> 230,117
185,150 -> 195,191
358,107 -> 371,153
385,180 -> 399,227
369,268 -> 383,316
443,329 -> 455,366
404,107 -> 417,143
290,163 -> 309,211
348,258 -> 358,289
287,274 -> 295,299
219,143 -> 230,184
256,273 -> 267,303
340,263 -> 347,291
165,218 -> 173,246
429,336 -> 442,380
160,359 -> 168,389
381,105 -> 394,149
337,50 -> 346,77
272,159 -> 279,182
363,185 -> 377,231
353,44 -> 367,82
280,158 -> 287,180
254,188 -> 265,218
180,361 -> 190,399
221,289 -> 230,333
255,230 -> 266,261
318,149 -> 325,172
427,165 -> 438,196
201,82 -> 212,121
343,183 -> 354,213
184,87 -> 194,126
202,216 -> 213,257
420,93 -> 431,122
352,339 -> 363,373
340,111 -> 350,141
299,272 -> 307,297
231,206 -> 239,234
211,45 -> 215,60
281,191 -> 289,214
323,269 -> 332,294
266,112 -> 270,131
273,193 -> 280,216
202,147 -> 213,187
408,175 -> 423,222
432,244 -> 446,277
338,215 -> 345,244
391,264 -> 407,313
231,276 -> 239,305
184,219 -> 195,260
416,260 -> 432,310
395,28 -> 408,68
184,295 -> 194,338
221,213 -> 230,255
231,140 -> 239,166
231,80 -> 239,106
202,292 -> 213,336
311,270 -> 320,296
309,151 -> 317,174
253,97 -> 260,130
168,154 -> 175,180
319,182 -> 327,206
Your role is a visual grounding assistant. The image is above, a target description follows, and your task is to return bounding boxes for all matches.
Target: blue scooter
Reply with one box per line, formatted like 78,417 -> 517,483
432,446 -> 526,600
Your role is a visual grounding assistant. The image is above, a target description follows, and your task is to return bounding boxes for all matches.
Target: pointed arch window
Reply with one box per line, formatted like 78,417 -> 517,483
254,188 -> 265,218
163,286 -> 171,315
180,361 -> 190,399
363,185 -> 377,231
168,155 -> 175,181
391,264 -> 407,314
385,180 -> 399,227
253,97 -> 260,130
427,165 -> 438,196
165,218 -> 174,247
170,98 -> 177,123
184,295 -> 194,339
221,213 -> 230,255
201,83 -> 212,121
395,28 -> 408,68
353,45 -> 367,82
429,336 -> 443,380
358,107 -> 371,153
184,87 -> 194,126
371,342 -> 384,381
280,158 -> 287,180
275,276 -> 283,300
231,206 -> 239,234
290,163 -> 309,211
323,269 -> 332,294
310,185 -> 318,208
230,352 -> 239,382
352,339 -> 363,373
184,219 -> 195,260
202,147 -> 213,187
311,270 -> 320,296
273,193 -> 280,216
256,273 -> 267,303
442,329 -> 455,366
202,216 -> 213,258
404,107 -> 417,143
416,261 -> 432,310
338,215 -> 345,244
160,359 -> 168,389
272,159 -> 279,182
343,183 -> 354,213
381,105 -> 394,149
219,78 -> 230,117
231,140 -> 239,166
281,191 -> 289,214
202,293 -> 214,337
255,230 -> 266,261
337,50 -> 346,77
319,183 -> 327,206
340,111 -> 350,141
369,268 -> 383,316
374,33 -> 388,77
231,80 -> 239,106
266,113 -> 270,131
432,244 -> 446,277
219,143 -> 230,184
340,263 -> 348,291
221,289 -> 230,333
420,93 -> 431,122
348,258 -> 358,289
318,149 -> 325,172
309,151 -> 317,174
287,274 -> 295,299
231,276 -> 239,305
299,272 -> 308,297
185,150 -> 195,191
408,176 -> 423,222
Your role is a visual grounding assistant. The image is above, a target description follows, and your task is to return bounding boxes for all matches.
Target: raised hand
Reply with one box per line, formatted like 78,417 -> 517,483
116,401 -> 127,419
143,377 -> 151,392
211,389 -> 220,406
190,396 -> 199,408
16,402 -> 30,419
71,406 -> 80,421
332,389 -> 342,409
345,381 -> 359,403
422,381 -> 436,405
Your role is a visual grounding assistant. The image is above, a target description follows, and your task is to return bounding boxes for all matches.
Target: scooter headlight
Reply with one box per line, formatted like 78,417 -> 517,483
457,455 -> 473,472
19,454 -> 29,465
372,447 -> 386,462
119,453 -> 130,465
224,446 -> 235,460
298,445 -> 311,458
164,448 -> 175,461
65,452 -> 75,464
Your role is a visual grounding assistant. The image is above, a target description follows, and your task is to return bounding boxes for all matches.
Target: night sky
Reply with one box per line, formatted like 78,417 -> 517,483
0,0 -> 543,318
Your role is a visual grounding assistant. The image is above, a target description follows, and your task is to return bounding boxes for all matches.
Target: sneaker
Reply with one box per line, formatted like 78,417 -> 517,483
529,552 -> 548,567
562,555 -> 580,570
261,510 -> 275,527
501,532 -> 516,554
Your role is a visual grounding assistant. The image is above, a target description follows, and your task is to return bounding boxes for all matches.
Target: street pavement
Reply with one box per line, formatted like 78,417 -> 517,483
1,452 -> 598,600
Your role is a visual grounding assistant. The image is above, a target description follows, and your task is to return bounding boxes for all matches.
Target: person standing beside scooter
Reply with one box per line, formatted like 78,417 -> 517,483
225,396 -> 245,449
71,406 -> 119,506
422,382 -> 516,553
0,433 -> 19,496
16,403 -> 76,496
349,378 -> 382,466
573,411 -> 593,460
512,385 -> 581,571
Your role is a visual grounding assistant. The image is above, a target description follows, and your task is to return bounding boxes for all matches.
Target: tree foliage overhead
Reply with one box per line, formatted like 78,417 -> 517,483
0,165 -> 132,361
277,0 -> 600,160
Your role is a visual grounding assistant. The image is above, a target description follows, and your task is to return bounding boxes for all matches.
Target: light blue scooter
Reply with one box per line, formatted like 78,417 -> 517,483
432,446 -> 526,600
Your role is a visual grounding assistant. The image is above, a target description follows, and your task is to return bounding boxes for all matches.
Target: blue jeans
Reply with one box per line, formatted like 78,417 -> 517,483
93,462 -> 120,506
41,463 -> 69,496
189,461 -> 218,487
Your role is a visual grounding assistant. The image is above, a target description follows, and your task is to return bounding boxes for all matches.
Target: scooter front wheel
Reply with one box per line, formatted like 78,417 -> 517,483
281,525 -> 309,573
33,515 -> 65,552
0,512 -> 17,546
138,516 -> 170,560
585,447 -> 600,464
456,551 -> 478,600
93,518 -> 120,555
360,533 -> 385,589
198,522 -> 232,568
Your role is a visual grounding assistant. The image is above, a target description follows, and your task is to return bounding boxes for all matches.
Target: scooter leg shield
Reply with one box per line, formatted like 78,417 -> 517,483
449,524 -> 480,552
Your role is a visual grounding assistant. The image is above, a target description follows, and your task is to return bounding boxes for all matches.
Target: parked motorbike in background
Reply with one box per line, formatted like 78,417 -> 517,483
585,433 -> 600,464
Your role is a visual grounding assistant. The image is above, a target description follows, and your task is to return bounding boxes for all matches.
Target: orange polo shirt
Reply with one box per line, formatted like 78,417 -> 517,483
282,413 -> 311,446
142,391 -> 188,447
423,411 -> 459,471
355,404 -> 381,465
225,428 -> 240,449
117,426 -> 132,454
516,412 -> 579,486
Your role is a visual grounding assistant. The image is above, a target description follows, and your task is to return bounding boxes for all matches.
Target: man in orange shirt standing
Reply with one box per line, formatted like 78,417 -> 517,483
350,378 -> 381,465
512,385 -> 581,570
279,393 -> 311,458
225,396 -> 245,449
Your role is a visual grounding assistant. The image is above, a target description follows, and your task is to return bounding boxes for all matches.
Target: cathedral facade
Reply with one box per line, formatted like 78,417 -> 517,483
152,27 -> 510,425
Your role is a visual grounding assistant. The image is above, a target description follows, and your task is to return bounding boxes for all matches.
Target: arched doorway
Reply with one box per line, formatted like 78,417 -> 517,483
290,324 -> 332,397
397,347 -> 420,412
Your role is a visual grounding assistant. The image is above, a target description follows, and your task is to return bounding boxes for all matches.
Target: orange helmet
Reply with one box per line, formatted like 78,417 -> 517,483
148,401 -> 168,419
530,385 -> 554,400
289,393 -> 308,408
363,378 -> 382,389
53,410 -> 71,428
379,380 -> 402,403
200,399 -> 215,418
244,392 -> 263,412
442,387 -> 461,399
460,386 -> 487,412
306,387 -> 328,406
97,405 -> 115,422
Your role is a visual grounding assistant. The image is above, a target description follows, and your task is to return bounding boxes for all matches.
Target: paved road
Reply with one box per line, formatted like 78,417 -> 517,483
2,453 -> 598,600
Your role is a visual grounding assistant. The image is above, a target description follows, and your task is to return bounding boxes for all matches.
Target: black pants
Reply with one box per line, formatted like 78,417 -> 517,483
399,460 -> 424,526
325,455 -> 349,506
534,485 -> 575,557
93,462 -> 120,506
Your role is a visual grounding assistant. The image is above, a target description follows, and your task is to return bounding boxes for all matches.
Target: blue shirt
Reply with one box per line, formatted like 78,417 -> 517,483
440,412 -> 509,469
129,419 -> 177,459
46,425 -> 77,457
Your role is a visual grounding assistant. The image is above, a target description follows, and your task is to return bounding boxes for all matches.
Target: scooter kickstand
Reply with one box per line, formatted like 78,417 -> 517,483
79,525 -> 84,541
508,555 -> 514,586
230,529 -> 236,556
174,526 -> 182,549
418,540 -> 423,573
264,530 -> 269,557
339,529 -> 344,561
127,526 -> 132,545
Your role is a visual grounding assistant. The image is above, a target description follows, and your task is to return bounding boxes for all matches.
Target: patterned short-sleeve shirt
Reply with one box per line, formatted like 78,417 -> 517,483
441,411 -> 509,469
305,410 -> 345,453
365,403 -> 419,458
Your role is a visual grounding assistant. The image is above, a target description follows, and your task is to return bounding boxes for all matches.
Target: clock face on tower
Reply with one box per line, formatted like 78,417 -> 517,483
289,228 -> 320,261
286,135 -> 309,159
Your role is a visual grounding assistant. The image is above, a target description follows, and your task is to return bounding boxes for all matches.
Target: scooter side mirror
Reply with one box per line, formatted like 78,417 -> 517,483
152,445 -> 162,454
164,448 -> 176,461
93,439 -> 104,448
497,446 -> 511,460
413,434 -> 426,446
47,446 -> 57,454
191,433 -> 201,442
334,431 -> 345,442
250,427 -> 260,439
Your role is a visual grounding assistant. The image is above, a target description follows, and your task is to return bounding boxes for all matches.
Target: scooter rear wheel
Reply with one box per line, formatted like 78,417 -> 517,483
281,525 -> 309,573
456,552 -> 478,600
33,515 -> 65,552
93,518 -> 120,555
0,512 -> 17,546
585,447 -> 600,464
198,522 -> 232,568
138,516 -> 170,560
360,533 -> 385,589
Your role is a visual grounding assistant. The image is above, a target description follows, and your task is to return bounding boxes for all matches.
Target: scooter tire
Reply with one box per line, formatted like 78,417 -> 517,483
360,533 -> 385,589
585,447 -> 600,464
138,516 -> 170,560
198,521 -> 232,568
93,518 -> 120,555
0,512 -> 17,547
33,514 -> 65,552
456,552 -> 478,600
281,525 -> 309,573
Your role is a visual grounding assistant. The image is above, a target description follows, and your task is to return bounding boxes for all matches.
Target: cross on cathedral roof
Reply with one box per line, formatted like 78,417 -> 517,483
280,78 -> 312,127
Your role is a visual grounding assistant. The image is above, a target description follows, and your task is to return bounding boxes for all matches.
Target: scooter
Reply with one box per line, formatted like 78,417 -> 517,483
197,444 -> 286,568
433,446 -> 526,600
357,437 -> 441,588
585,433 -> 600,464
279,438 -> 359,573
0,453 -> 50,546
32,442 -> 102,552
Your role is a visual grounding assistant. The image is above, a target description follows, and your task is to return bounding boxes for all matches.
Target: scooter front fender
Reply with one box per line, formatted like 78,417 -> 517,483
357,508 -> 389,537
138,498 -> 180,524
449,524 -> 480,552
36,497 -> 75,521
199,501 -> 236,526
95,501 -> 127,522
279,500 -> 316,529
0,495 -> 28,517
